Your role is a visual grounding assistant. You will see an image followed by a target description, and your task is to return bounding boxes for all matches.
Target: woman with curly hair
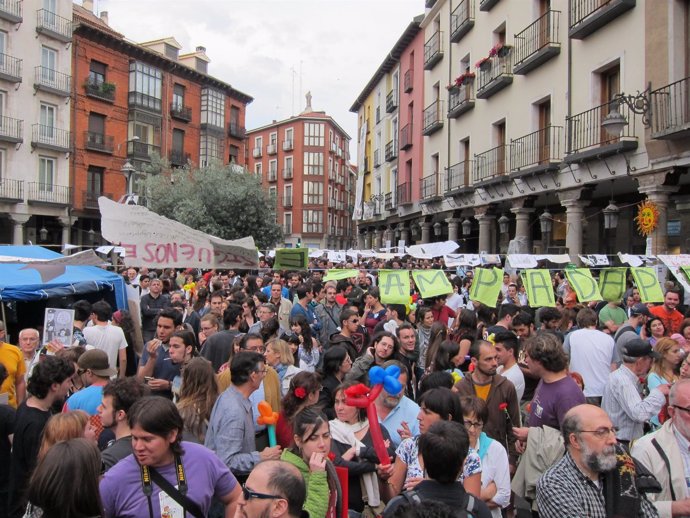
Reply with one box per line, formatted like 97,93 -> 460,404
177,357 -> 219,443
291,313 -> 321,372
275,371 -> 321,448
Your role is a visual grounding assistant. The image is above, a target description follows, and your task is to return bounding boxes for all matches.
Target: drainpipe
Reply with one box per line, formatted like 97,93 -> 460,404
446,1 -> 453,211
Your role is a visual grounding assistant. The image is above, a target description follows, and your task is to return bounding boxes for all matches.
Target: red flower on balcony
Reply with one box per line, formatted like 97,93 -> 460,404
474,57 -> 490,69
489,43 -> 503,57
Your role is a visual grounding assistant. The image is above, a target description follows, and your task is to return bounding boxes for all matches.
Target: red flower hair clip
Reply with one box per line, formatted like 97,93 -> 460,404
328,452 -> 336,461
294,387 -> 307,399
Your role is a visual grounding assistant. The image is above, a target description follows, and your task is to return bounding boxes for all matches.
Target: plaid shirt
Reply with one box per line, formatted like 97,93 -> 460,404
537,452 -> 659,518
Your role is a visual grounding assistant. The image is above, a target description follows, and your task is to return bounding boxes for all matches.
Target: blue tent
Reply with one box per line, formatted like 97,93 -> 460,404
0,245 -> 127,309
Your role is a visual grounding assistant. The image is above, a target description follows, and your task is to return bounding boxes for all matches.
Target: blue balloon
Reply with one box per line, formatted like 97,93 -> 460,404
368,366 -> 385,385
384,365 -> 401,379
383,377 -> 402,395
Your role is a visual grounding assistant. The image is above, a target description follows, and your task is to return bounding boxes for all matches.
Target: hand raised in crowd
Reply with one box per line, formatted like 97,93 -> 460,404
146,338 -> 162,359
44,339 -> 65,354
308,451 -> 328,472
259,445 -> 282,461
398,421 -> 412,442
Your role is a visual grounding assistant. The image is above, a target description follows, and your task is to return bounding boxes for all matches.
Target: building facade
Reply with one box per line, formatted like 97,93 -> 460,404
0,0 -> 74,246
355,0 -> 690,257
71,1 -> 252,247
247,99 -> 354,249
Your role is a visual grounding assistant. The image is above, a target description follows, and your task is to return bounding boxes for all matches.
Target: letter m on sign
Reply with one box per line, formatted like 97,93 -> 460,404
412,270 -> 453,299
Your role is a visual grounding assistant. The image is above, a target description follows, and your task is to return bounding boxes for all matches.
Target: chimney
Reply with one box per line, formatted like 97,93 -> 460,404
83,0 -> 93,12
99,10 -> 109,25
196,46 -> 206,53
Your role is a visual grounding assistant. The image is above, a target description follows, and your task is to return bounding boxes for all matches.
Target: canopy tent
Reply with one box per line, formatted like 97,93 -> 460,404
0,245 -> 127,309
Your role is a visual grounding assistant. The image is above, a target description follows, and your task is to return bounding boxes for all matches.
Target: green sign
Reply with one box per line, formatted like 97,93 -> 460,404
379,270 -> 411,304
523,269 -> 555,307
323,269 -> 358,282
598,268 -> 627,302
468,268 -> 503,308
411,270 -> 453,299
565,269 -> 603,302
631,267 -> 664,303
274,248 -> 308,270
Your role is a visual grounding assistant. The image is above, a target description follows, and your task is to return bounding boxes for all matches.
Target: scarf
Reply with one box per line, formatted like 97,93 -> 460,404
275,363 -> 288,381
602,443 -> 641,518
329,418 -> 381,507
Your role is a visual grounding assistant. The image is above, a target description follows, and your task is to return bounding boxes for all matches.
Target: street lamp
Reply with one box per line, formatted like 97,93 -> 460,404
603,201 -> 620,230
498,214 -> 510,235
461,218 -> 472,236
88,227 -> 96,245
120,160 -> 136,195
433,222 -> 442,237
539,209 -> 553,252
39,226 -> 48,241
601,86 -> 652,137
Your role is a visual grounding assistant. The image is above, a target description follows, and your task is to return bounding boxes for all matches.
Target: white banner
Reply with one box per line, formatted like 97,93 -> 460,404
99,197 -> 258,269
444,254 -> 481,267
0,249 -> 105,266
506,254 -> 538,269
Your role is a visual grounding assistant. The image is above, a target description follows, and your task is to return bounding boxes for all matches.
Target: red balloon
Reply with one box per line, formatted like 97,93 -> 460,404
343,383 -> 389,465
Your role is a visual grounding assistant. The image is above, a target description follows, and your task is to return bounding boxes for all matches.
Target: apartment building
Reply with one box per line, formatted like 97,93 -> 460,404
247,98 -> 353,249
0,0 -> 73,246
70,1 -> 252,247
351,16 -> 425,249
355,0 -> 690,256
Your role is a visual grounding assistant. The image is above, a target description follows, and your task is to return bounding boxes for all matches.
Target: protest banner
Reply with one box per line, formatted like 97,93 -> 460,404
522,270 -> 555,307
411,270 -> 453,299
323,269 -> 358,282
565,269 -> 603,302
274,248 -> 309,270
631,267 -> 664,303
379,270 -> 411,304
99,197 -> 258,269
468,268 -> 503,307
598,268 -> 627,302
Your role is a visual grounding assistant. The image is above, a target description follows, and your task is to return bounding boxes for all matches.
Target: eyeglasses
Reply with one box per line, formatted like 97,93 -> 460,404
463,420 -> 483,429
254,368 -> 268,375
242,484 -> 285,502
672,404 -> 690,413
576,427 -> 618,439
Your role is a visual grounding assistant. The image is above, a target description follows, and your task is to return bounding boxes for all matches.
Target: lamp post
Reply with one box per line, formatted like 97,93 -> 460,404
603,201 -> 620,255
39,225 -> 48,242
461,218 -> 472,237
601,85 -> 652,137
120,160 -> 136,196
539,209 -> 553,252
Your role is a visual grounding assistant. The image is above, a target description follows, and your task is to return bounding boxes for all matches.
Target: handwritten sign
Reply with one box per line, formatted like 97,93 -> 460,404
565,269 -> 603,302
468,268 -> 503,308
99,197 -> 258,269
631,267 -> 664,303
379,270 -> 410,304
411,270 -> 453,299
598,268 -> 627,302
522,269 -> 555,307
323,269 -> 358,282
274,248 -> 309,270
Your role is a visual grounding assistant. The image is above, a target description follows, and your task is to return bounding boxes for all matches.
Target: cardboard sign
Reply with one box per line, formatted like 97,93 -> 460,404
565,269 -> 603,302
323,269 -> 358,282
468,268 -> 503,308
631,267 -> 664,303
274,248 -> 309,270
598,268 -> 627,302
379,270 -> 411,304
411,270 -> 453,299
522,269 -> 555,307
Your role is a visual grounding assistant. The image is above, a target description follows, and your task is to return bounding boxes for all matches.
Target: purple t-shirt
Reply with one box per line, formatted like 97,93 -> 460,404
527,376 -> 585,430
100,441 -> 236,518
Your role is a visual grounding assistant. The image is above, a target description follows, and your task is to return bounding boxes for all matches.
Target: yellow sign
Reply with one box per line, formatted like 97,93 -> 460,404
468,268 -> 503,308
635,200 -> 660,236
411,270 -> 453,299
323,269 -> 358,282
565,269 -> 603,302
379,270 -> 411,304
523,270 -> 555,307
631,267 -> 664,303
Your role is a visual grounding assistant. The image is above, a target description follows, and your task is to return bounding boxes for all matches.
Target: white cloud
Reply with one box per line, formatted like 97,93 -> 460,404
91,0 -> 422,149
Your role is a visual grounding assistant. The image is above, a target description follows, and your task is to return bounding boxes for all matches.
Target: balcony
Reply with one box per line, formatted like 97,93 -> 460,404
404,69 -> 413,93
421,174 -> 441,201
384,192 -> 395,211
400,124 -> 413,150
253,147 -> 262,158
479,0 -> 500,11
170,103 -> 192,122
169,150 -> 190,167
283,139 -> 293,151
337,147 -> 343,157
127,140 -> 161,161
569,0 -> 636,39
328,197 -> 336,209
27,182 -> 70,206
0,53 -> 22,83
446,160 -> 473,193
283,195 -> 293,207
227,122 -> 246,139
510,126 -> 563,175
84,131 -> 114,154
422,100 -> 444,136
36,9 -> 72,42
267,144 -> 277,155
34,66 -> 71,97
651,77 -> 690,140
474,145 -> 508,184
386,90 -> 398,113
448,81 -> 475,118
424,31 -> 443,70
476,50 -> 513,99
0,178 -> 23,202
385,139 -> 398,162
31,125 -> 70,153
565,101 -> 638,162
0,0 -> 22,23
450,0 -> 474,42
513,11 -> 561,75
374,149 -> 381,168
83,190 -> 113,210
128,91 -> 162,113
84,79 -> 115,103
0,116 -> 23,144
372,200 -> 382,217
397,181 -> 412,205
267,169 -> 278,182
283,167 -> 293,179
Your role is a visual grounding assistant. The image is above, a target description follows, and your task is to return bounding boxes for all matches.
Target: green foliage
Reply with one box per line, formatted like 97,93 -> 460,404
143,160 -> 283,249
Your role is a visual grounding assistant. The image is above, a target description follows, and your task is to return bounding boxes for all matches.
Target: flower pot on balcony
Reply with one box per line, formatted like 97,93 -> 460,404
497,46 -> 511,58
479,61 -> 492,71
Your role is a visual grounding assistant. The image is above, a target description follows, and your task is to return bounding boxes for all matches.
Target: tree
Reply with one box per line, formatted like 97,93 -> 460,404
143,159 -> 283,249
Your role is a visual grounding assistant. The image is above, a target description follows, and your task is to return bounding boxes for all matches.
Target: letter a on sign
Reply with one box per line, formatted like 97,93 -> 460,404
598,268 -> 627,302
379,270 -> 410,304
523,270 -> 555,307
468,268 -> 503,308
274,248 -> 309,270
565,269 -> 602,302
631,267 -> 664,303
411,270 -> 453,299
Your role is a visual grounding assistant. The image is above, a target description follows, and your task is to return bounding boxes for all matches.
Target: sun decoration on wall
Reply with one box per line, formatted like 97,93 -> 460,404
635,200 -> 660,236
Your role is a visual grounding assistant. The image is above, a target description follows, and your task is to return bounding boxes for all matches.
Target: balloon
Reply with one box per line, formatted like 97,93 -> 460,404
383,376 -> 402,395
257,400 -> 279,447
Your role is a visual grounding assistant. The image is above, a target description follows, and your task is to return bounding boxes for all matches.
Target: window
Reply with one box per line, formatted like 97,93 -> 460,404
40,103 -> 56,138
129,62 -> 162,111
284,212 -> 292,232
600,64 -> 620,106
255,136 -> 263,150
269,132 -> 277,146
268,186 -> 277,199
0,149 -> 5,180
303,210 -> 323,233
201,87 -> 224,129
87,166 -> 103,194
88,112 -> 105,135
230,106 -> 240,126
40,46 -> 57,85
304,122 -> 324,146
39,156 -> 55,190
285,156 -> 293,172
304,152 -> 323,175
0,31 -> 6,57
255,163 -> 262,179
229,145 -> 239,163
285,127 -> 293,142
303,181 -> 323,205
89,61 -> 106,85
200,133 -> 221,166
269,159 -> 277,179
173,84 -> 185,109
172,129 -> 184,153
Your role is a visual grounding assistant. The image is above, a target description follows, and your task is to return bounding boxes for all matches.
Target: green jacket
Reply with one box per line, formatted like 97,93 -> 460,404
281,449 -> 340,518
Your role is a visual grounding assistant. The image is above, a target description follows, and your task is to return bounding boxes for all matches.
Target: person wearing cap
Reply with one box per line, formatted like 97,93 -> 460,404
63,349 -> 116,416
602,338 -> 671,446
613,303 -> 652,364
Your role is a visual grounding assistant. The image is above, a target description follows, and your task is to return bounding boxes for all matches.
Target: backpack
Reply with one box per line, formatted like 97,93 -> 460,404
399,489 -> 479,517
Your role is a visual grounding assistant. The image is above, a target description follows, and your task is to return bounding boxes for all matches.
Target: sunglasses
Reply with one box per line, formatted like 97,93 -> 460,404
242,484 -> 285,502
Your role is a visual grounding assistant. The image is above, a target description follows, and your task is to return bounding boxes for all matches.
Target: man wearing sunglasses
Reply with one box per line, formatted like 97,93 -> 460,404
632,379 -> 690,517
236,460 -> 307,518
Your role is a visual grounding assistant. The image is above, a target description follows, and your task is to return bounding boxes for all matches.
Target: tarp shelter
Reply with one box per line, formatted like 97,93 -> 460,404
0,245 -> 127,309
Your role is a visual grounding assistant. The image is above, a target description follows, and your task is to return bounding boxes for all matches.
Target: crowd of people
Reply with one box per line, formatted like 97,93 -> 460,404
2,262 -> 690,517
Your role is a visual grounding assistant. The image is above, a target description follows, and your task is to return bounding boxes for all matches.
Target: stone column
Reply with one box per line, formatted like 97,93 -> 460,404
474,206 -> 494,253
373,228 -> 382,250
58,216 -> 72,253
357,232 -> 366,250
638,173 -> 679,256
446,218 -> 460,242
10,214 -> 30,245
557,189 -> 589,259
399,224 -> 410,245
510,207 -> 534,251
420,222 -> 432,244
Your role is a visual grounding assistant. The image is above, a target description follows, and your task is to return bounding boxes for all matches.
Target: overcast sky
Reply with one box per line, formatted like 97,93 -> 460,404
88,0 -> 422,150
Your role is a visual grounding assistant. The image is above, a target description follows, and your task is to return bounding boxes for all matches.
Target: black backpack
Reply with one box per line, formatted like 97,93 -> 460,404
399,489 -> 480,517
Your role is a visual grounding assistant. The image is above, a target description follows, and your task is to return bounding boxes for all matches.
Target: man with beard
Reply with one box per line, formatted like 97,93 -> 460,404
537,404 -> 659,518
374,360 -> 420,448
9,356 -> 75,518
136,308 -> 182,399
236,460 -> 308,518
